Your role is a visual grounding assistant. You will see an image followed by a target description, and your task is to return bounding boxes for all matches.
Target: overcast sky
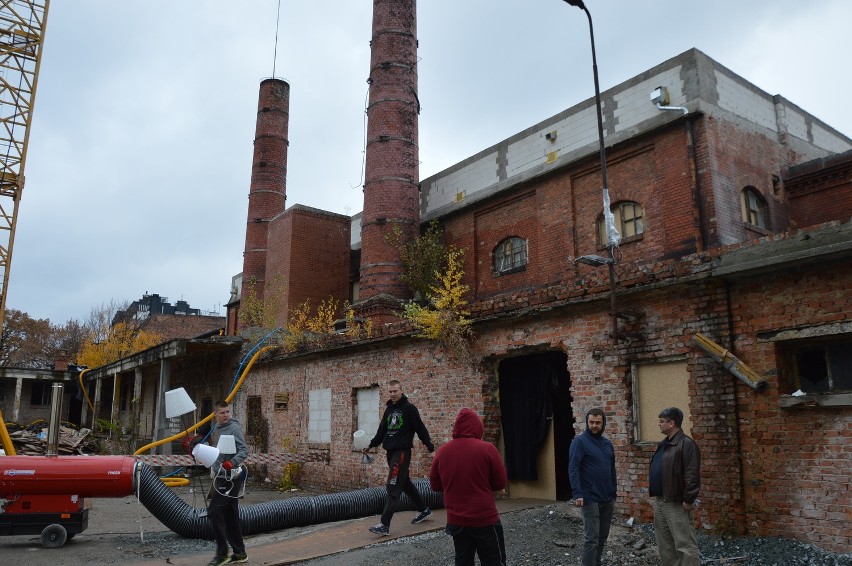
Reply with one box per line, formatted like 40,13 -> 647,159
8,0 -> 851,325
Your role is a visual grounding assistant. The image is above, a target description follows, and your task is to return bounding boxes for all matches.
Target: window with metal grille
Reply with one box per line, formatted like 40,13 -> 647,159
741,187 -> 768,229
493,237 -> 528,274
598,201 -> 644,245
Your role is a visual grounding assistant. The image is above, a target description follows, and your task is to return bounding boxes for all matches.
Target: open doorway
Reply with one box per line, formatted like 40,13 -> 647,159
498,350 -> 573,501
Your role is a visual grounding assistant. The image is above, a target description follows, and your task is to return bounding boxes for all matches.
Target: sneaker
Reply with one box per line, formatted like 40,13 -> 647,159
207,556 -> 231,566
411,507 -> 432,524
229,553 -> 248,564
369,523 -> 390,535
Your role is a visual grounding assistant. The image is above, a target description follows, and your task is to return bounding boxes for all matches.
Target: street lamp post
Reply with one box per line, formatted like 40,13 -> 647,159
563,0 -> 620,342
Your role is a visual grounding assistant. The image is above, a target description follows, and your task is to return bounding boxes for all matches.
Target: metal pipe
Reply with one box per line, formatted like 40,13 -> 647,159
46,382 -> 63,456
656,103 -> 688,115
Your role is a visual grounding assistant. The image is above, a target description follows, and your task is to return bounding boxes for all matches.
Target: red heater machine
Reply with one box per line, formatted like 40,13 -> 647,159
0,455 -> 138,548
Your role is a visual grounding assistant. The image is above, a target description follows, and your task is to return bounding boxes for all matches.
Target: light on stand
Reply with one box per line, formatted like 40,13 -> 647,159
164,387 -> 197,419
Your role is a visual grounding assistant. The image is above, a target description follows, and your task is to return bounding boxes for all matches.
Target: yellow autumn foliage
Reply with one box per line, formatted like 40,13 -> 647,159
77,322 -> 163,369
403,248 -> 473,357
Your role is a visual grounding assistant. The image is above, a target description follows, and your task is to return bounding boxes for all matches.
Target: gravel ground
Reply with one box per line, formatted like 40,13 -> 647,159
296,503 -> 852,566
1,479 -> 849,565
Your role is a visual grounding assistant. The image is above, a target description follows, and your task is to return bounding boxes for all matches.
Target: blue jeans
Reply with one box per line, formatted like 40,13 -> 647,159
580,500 -> 614,566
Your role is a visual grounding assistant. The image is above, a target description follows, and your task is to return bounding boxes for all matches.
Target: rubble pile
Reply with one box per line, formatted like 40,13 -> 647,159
7,424 -> 98,455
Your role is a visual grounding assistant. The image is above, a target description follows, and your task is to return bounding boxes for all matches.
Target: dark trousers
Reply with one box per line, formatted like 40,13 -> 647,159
380,448 -> 427,526
580,500 -> 614,566
446,521 -> 506,566
208,470 -> 246,557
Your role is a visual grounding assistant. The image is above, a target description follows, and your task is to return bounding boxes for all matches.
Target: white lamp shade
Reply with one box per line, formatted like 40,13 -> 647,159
217,434 -> 237,454
164,387 -> 197,418
192,443 -> 220,467
353,429 -> 369,450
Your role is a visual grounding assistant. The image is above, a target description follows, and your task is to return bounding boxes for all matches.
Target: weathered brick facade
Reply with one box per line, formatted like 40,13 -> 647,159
220,44 -> 852,551
234,222 -> 851,551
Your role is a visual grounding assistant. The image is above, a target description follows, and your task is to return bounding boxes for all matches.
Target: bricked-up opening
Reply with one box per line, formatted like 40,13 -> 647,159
786,338 -> 852,394
633,360 -> 691,442
498,351 -> 573,500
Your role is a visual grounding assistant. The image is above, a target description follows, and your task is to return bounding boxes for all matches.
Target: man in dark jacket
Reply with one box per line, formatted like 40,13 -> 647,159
568,408 -> 617,566
364,379 -> 435,535
430,408 -> 508,566
649,407 -> 701,566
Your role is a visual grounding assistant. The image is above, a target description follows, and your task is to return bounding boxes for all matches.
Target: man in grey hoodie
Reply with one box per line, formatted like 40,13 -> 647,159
206,400 -> 249,566
568,408 -> 617,566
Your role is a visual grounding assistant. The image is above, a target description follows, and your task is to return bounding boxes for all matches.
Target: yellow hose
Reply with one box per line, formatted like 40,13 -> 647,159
79,367 -> 95,413
134,344 -> 275,456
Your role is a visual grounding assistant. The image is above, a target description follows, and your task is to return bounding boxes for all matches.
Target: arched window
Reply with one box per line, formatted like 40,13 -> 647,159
598,201 -> 644,245
493,237 -> 528,274
741,187 -> 768,229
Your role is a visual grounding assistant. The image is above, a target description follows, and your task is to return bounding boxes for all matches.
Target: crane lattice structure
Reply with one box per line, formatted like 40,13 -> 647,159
0,0 -> 49,329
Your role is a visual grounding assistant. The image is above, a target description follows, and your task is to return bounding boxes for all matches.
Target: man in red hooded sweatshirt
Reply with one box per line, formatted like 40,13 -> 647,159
430,408 -> 508,566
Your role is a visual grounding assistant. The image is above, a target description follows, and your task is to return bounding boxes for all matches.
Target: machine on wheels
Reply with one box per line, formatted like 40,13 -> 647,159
0,455 -> 138,548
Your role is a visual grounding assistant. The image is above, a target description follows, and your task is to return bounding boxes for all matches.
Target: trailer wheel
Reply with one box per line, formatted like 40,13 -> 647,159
41,524 -> 67,548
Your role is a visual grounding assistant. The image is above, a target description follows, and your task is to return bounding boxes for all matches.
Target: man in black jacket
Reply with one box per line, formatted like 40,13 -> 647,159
649,407 -> 701,566
363,379 -> 435,535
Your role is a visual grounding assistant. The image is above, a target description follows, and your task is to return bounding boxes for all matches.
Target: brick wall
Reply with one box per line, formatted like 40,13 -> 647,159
265,206 -> 350,325
726,261 -> 852,550
232,223 -> 852,551
786,151 -> 852,228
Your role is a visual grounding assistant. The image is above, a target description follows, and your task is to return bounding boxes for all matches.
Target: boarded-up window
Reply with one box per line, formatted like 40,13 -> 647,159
633,360 -> 692,442
354,386 -> 380,449
308,388 -> 331,444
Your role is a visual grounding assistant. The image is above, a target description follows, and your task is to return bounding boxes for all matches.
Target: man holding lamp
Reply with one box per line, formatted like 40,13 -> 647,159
206,400 -> 249,566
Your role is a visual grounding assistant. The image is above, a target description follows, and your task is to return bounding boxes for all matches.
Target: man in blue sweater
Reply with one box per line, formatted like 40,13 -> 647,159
568,408 -> 617,566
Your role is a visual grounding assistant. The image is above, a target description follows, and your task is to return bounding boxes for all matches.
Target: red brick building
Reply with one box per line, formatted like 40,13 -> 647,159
221,40 -> 852,552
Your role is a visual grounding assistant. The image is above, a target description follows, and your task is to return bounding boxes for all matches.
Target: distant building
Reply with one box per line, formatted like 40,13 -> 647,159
114,292 -> 210,325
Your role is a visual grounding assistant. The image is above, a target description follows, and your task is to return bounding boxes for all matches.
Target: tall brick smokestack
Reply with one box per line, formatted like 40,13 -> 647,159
241,78 -> 290,312
358,0 -> 420,321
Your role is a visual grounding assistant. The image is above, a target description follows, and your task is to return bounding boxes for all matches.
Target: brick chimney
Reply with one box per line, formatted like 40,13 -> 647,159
53,349 -> 69,371
357,0 -> 420,322
240,78 -> 290,320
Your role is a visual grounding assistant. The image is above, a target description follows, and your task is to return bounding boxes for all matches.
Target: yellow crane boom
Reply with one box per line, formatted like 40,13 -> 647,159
0,0 -> 50,330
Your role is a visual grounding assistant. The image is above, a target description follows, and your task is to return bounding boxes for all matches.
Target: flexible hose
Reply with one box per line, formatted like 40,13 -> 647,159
135,462 -> 443,539
133,344 -> 276,456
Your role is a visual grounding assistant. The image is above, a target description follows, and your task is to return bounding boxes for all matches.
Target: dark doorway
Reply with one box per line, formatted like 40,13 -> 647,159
498,350 -> 573,500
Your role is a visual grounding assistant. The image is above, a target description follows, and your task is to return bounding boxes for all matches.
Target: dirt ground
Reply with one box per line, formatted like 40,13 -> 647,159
1,476 -> 849,566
